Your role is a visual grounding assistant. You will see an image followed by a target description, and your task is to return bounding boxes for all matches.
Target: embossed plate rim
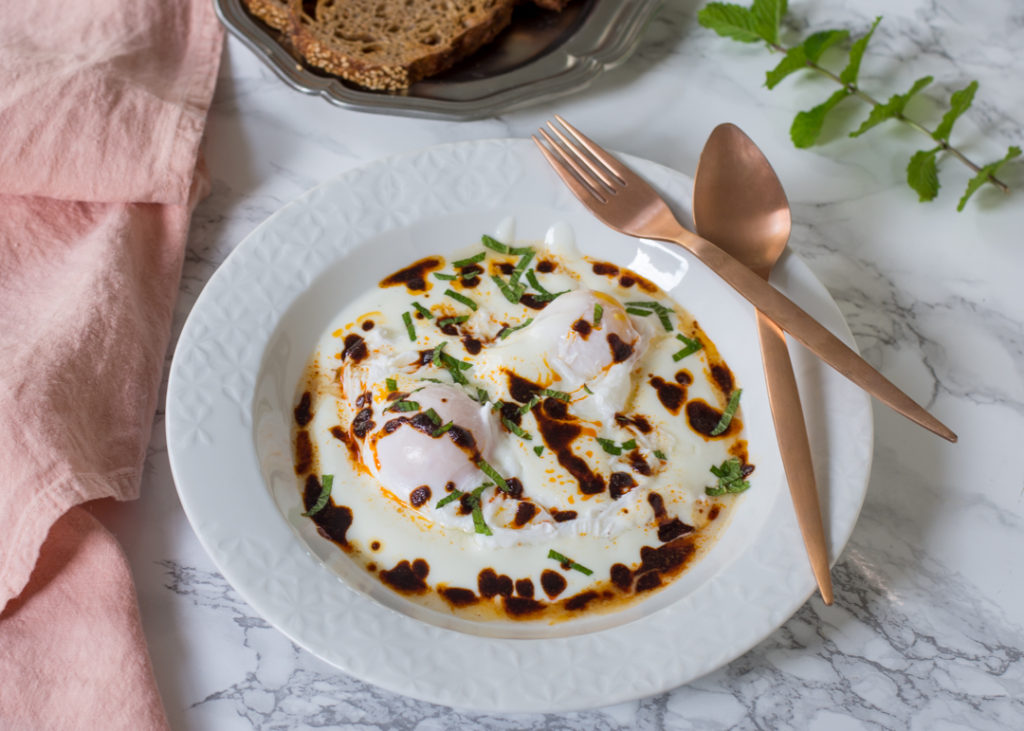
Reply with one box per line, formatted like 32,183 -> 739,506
166,138 -> 873,711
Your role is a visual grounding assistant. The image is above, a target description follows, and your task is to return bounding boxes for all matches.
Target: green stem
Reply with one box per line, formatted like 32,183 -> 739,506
768,42 -> 1010,193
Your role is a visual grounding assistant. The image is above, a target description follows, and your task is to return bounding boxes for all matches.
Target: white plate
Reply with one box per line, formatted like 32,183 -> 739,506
167,139 -> 873,712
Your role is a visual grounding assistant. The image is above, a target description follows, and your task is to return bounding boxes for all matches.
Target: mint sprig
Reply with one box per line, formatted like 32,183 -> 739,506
698,1 -> 1016,210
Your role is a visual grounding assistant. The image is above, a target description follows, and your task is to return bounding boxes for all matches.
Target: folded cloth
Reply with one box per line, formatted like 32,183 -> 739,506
0,1 -> 220,204
0,0 -> 222,726
0,509 -> 170,731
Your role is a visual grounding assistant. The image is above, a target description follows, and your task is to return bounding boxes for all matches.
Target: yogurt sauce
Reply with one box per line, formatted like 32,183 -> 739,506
292,223 -> 753,621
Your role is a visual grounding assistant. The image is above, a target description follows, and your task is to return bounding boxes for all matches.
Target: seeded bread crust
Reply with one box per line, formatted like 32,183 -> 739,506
288,0 -> 517,91
242,0 -> 290,31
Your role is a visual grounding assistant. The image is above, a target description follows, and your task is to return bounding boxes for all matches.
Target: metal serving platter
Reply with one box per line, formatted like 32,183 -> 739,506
215,0 -> 665,120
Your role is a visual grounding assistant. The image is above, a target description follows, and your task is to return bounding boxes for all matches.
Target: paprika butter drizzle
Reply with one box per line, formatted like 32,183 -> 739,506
290,226 -> 754,624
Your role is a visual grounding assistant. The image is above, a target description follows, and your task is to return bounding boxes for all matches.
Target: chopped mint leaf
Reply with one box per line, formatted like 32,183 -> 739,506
518,395 -> 540,415
438,315 -> 470,328
499,317 -> 534,339
470,484 -> 493,536
705,457 -> 752,496
402,311 -> 416,341
476,458 -> 510,493
509,250 -> 534,289
435,489 -> 463,509
481,235 -> 510,254
625,300 -> 672,330
444,289 -> 478,311
529,288 -> 569,302
452,252 -> 486,268
547,549 -> 593,576
541,389 -> 571,402
431,341 -> 447,367
302,474 -> 333,517
502,417 -> 532,440
432,421 -> 453,437
525,269 -> 551,295
490,273 -> 524,304
673,333 -> 703,361
710,389 -> 743,436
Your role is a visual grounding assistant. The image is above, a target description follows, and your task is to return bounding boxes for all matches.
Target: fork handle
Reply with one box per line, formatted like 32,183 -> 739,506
758,311 -> 834,604
668,227 -> 957,443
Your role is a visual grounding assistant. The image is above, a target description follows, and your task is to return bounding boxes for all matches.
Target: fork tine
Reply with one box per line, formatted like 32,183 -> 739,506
553,114 -> 627,185
534,130 -> 608,203
544,121 -> 618,190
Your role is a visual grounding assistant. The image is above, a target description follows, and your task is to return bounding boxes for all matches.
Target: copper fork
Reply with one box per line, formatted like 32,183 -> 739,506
533,116 -> 957,443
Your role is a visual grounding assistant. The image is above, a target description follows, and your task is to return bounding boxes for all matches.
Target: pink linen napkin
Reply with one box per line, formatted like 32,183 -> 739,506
0,0 -> 222,727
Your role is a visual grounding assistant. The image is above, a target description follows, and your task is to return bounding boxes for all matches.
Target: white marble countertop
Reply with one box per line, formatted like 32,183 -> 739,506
95,0 -> 1024,727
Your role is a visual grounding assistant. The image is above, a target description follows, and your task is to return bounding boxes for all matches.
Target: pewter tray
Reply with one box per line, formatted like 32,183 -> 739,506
215,0 -> 664,120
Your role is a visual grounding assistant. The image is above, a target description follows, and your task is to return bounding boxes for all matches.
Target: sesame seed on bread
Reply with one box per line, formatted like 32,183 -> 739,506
242,0 -> 290,31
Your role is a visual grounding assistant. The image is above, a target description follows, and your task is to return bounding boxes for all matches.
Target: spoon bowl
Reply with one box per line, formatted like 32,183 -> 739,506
693,124 -> 792,276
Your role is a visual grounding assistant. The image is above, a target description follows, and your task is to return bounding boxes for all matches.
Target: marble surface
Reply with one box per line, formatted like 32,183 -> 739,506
94,0 -> 1024,727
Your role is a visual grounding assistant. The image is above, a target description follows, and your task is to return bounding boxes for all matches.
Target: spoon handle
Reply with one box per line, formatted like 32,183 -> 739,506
668,227 -> 957,443
757,311 -> 834,604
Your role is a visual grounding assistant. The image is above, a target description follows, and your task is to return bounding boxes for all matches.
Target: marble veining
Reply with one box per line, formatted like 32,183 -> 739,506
93,0 -> 1024,726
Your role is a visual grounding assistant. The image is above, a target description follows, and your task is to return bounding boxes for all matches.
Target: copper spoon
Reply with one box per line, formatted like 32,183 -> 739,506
693,123 -> 834,604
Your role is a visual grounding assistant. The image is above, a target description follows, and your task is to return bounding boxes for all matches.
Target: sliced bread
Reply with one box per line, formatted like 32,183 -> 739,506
288,0 -> 517,91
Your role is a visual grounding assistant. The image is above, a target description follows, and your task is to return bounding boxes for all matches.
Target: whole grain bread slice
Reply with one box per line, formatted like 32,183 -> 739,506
288,0 -> 517,91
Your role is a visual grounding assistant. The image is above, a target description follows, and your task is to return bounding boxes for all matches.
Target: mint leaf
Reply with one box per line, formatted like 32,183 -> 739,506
802,28 -> 849,61
791,88 -> 851,148
750,0 -> 786,44
766,29 -> 848,89
957,146 -> 1021,211
850,76 -> 933,138
697,3 -> 764,43
765,46 -> 807,89
906,148 -> 941,202
932,80 -> 978,142
839,16 -> 881,86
